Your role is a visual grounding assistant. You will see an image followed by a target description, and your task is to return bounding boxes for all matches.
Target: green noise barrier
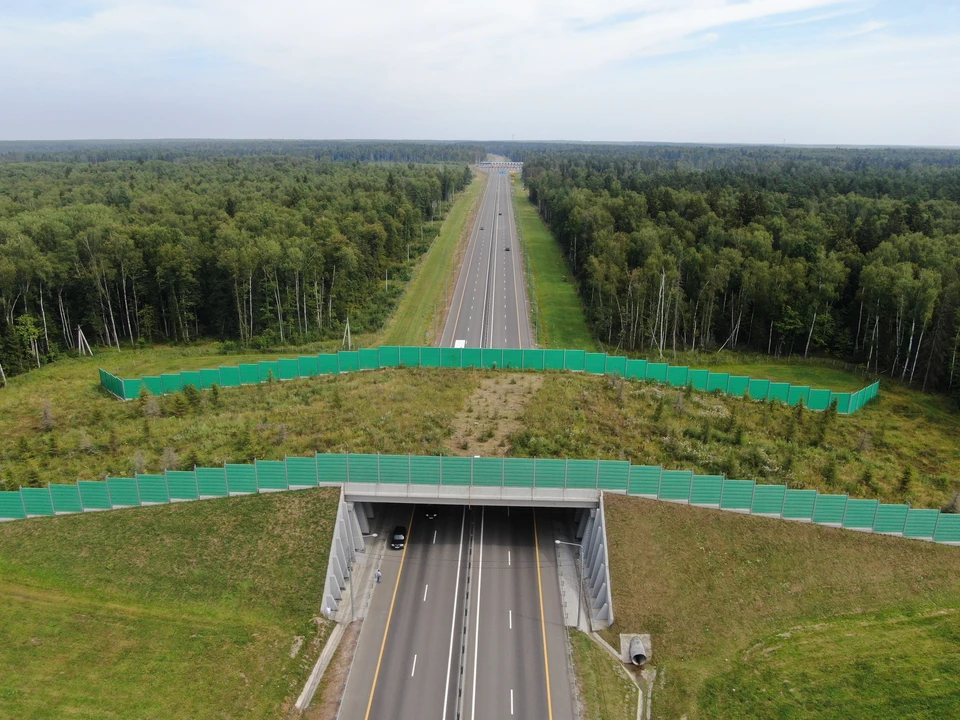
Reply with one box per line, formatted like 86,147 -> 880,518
99,347 -> 880,414
2,454 -> 958,546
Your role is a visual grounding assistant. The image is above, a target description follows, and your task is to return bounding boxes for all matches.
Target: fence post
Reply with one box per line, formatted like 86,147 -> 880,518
20,488 -> 27,517
932,511 -> 942,542
533,458 -> 537,487
840,496 -> 850,527
377,453 -> 381,483
165,471 -> 171,502
656,466 -> 664,499
254,461 -> 260,493
48,483 -> 55,514
105,479 -> 113,509
346,454 -> 350,484
471,457 -> 474,486
194,467 -> 200,498
749,482 -> 757,514
779,484 -> 787,516
408,454 -> 412,484
595,459 -> 600,489
439,454 -> 443,485
284,457 -> 290,489
811,491 -> 820,522
564,459 -> 568,490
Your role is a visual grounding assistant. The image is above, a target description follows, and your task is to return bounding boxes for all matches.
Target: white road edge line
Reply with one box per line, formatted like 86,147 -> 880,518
412,654 -> 418,677
424,584 -> 429,602
441,507 -> 467,720
470,507 -> 486,720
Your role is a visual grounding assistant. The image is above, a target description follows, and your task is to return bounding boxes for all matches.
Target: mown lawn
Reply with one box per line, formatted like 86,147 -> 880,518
0,488 -> 340,719
602,494 -> 960,719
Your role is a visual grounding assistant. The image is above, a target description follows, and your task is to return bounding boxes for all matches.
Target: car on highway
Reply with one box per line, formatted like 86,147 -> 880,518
390,525 -> 407,550
505,247 -> 510,251
499,212 -> 502,215
424,505 -> 438,520
480,226 -> 484,230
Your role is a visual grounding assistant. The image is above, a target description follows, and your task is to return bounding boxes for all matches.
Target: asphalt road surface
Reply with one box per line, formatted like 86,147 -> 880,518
439,169 -> 534,349
339,505 -> 575,720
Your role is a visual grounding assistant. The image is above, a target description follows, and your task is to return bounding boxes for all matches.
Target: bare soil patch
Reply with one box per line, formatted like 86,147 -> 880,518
301,619 -> 362,720
445,373 -> 544,456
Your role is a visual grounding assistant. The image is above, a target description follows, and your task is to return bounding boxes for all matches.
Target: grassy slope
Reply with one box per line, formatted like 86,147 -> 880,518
0,488 -> 340,719
379,175 -> 485,347
602,493 -> 960,719
570,631 -> 639,720
512,181 -> 596,351
511,368 -> 960,509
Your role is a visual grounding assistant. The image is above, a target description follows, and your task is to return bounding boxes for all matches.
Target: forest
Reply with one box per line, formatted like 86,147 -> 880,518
0,144 -> 472,376
520,146 -> 960,395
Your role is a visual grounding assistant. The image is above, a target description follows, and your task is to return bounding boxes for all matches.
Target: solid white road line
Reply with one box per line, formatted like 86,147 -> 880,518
433,530 -> 437,544
441,507 -> 467,720
470,507 -> 486,720
509,610 -> 512,629
424,584 -> 429,602
412,654 -> 418,677
508,550 -> 511,566
511,688 -> 514,715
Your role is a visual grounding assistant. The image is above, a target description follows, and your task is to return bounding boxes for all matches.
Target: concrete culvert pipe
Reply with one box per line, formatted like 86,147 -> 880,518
629,636 -> 647,666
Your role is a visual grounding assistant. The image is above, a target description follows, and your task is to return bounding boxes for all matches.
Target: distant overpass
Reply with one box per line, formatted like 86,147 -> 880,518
478,160 -> 523,171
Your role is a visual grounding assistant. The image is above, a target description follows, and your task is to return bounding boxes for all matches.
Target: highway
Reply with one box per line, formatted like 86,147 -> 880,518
439,169 -> 533,349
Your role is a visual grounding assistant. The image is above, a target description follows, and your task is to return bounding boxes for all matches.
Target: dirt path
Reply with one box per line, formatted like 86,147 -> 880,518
301,619 -> 362,720
444,373 -> 543,456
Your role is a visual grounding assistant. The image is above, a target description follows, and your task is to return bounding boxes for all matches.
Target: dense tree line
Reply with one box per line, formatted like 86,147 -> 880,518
522,148 -> 960,394
0,152 -> 472,376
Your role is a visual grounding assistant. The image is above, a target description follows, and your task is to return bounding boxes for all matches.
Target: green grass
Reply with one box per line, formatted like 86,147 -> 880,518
601,493 -> 960,719
512,181 -> 596,350
379,176 -> 485,346
570,631 -> 639,720
0,488 -> 341,719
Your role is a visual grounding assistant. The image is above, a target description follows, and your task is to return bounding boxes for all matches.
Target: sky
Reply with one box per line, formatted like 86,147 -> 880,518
0,0 -> 958,145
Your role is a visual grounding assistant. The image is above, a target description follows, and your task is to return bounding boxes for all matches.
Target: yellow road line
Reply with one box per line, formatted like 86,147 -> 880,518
364,508 -> 415,720
533,509 -> 554,720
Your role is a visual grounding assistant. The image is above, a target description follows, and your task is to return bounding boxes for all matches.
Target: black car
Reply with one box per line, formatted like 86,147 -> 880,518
505,247 -> 511,251
499,212 -> 502,215
480,226 -> 484,230
390,525 -> 407,550
424,505 -> 438,520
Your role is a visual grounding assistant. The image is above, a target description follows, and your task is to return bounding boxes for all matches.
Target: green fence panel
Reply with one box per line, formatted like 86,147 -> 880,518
873,504 -> 909,534
543,349 -> 565,371
720,479 -> 755,510
399,346 -> 421,367
440,456 -> 471,485
752,484 -> 787,515
585,353 -> 606,374
411,455 -> 440,485
646,363 -> 668,383
196,467 -> 228,497
903,508 -> 939,539
338,351 -> 360,373
933,514 -> 960,544
473,458 -> 504,486
598,461 -> 629,492
166,471 -> 199,500
605,355 -> 627,377
566,459 -> 599,489
421,347 -> 441,368
748,379 -> 770,401
99,369 -> 117,397
379,346 -> 401,368
812,494 -> 847,525
441,348 -> 462,368
523,349 -> 545,371
702,372 -> 726,393
767,382 -> 790,403
481,348 -> 503,368
239,364 -> 260,385
379,455 -> 410,484
358,349 -> 380,371
49,484 -> 83,513
225,464 -> 258,494
502,349 -> 522,369
842,499 -> 879,529
625,359 -> 648,380
832,393 -> 852,415
142,376 -> 164,395
346,454 -> 379,484
782,489 -> 817,520
318,354 -> 340,375
119,378 -> 139,400
564,350 -> 586,371
690,475 -> 723,506
787,386 -> 810,407
0,492 -> 26,520
660,470 -> 693,502
218,367 -> 240,387
286,456 -> 318,487
199,369 -> 221,389
666,366 -> 689,387
462,348 -> 483,369
259,361 -> 281,382
278,358 -> 299,380
533,459 -> 565,488
727,376 -> 750,398
684,369 -> 706,391
78,481 -> 111,510
316,454 -> 347,484
161,373 -> 183,393
179,371 -> 200,390
298,356 -> 320,377
504,458 -> 535,487
256,460 -> 290,489
136,475 -> 169,504
628,465 -> 661,496
807,388 -> 832,411
21,488 -> 54,516
107,478 -> 140,507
